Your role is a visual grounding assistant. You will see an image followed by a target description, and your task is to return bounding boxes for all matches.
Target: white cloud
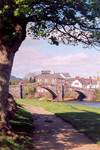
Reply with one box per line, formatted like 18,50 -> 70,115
11,36 -> 100,78
93,54 -> 100,65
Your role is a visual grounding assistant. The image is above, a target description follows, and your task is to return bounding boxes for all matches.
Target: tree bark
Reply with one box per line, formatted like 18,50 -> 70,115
0,13 -> 27,131
0,43 -> 15,131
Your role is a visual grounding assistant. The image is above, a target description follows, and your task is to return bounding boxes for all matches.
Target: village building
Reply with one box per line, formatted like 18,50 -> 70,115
36,70 -> 71,85
36,70 -> 71,96
71,76 -> 97,88
71,79 -> 83,88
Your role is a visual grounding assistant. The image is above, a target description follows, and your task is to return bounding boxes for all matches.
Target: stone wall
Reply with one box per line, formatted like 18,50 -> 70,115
9,85 -> 21,98
9,83 -> 96,101
9,84 -> 34,98
9,84 -> 48,99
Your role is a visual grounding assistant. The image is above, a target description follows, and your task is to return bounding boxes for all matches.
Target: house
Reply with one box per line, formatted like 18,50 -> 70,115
36,70 -> 71,85
36,70 -> 71,96
71,79 -> 83,88
71,76 -> 97,88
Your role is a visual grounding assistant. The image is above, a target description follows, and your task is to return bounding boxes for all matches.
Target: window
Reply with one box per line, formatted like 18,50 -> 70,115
45,78 -> 48,83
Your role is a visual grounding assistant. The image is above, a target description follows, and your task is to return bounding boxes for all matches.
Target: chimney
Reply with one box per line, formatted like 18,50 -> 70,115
89,76 -> 92,84
81,77 -> 84,80
41,70 -> 51,74
75,76 -> 80,80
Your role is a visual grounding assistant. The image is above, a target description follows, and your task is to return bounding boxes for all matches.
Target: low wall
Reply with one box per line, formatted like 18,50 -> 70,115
9,84 -> 33,98
9,84 -> 47,99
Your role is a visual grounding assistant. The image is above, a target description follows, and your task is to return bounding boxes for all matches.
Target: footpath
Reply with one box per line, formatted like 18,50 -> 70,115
21,103 -> 100,150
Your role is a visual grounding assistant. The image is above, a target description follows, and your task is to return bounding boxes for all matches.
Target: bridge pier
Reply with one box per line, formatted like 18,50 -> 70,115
54,85 -> 64,101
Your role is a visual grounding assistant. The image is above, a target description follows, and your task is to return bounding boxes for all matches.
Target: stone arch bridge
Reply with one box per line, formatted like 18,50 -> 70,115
9,83 -> 96,101
36,83 -> 96,101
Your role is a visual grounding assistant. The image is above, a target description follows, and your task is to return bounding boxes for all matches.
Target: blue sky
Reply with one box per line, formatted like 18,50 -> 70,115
11,35 -> 100,79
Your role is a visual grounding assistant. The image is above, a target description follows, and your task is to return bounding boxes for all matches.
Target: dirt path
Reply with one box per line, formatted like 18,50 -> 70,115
21,103 -> 100,150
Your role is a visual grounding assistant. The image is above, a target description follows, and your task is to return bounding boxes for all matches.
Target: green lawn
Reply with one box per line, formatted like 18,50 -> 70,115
16,99 -> 100,144
0,103 -> 34,150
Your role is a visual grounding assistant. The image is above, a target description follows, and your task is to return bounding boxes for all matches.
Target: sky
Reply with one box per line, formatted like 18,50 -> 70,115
11,35 -> 100,79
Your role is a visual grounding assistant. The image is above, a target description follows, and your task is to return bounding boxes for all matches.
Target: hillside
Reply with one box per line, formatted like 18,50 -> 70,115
10,75 -> 22,81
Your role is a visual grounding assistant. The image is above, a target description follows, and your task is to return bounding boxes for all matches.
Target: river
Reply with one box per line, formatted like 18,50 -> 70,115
64,100 -> 100,107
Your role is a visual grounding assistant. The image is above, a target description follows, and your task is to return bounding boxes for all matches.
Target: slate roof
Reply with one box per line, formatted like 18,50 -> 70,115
36,72 -> 71,80
75,78 -> 97,86
36,71 -> 97,86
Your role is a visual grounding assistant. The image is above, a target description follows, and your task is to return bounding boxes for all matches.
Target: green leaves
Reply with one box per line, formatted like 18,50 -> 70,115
0,10 -> 2,14
14,8 -> 20,16
0,0 -> 100,47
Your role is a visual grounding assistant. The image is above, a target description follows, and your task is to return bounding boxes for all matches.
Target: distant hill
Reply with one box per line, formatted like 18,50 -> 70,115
10,75 -> 22,81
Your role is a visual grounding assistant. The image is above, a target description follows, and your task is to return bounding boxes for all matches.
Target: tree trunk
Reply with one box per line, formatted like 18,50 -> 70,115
0,43 -> 15,131
0,19 -> 26,131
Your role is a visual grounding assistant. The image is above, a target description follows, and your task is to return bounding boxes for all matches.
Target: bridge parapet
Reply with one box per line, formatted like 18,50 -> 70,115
64,86 -> 96,101
9,83 -> 96,101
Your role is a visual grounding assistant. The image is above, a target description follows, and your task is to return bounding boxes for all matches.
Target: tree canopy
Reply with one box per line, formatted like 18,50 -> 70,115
0,0 -> 100,49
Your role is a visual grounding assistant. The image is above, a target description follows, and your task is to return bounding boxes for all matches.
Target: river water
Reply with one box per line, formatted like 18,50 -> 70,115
64,100 -> 100,107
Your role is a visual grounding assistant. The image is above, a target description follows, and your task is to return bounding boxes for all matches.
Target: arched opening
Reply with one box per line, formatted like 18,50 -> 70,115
43,87 -> 57,100
64,91 -> 79,101
74,90 -> 86,101
36,86 -> 57,101
64,90 -> 87,101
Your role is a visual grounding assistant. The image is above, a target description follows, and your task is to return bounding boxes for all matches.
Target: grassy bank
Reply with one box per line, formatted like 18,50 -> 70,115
0,104 -> 34,150
16,99 -> 100,144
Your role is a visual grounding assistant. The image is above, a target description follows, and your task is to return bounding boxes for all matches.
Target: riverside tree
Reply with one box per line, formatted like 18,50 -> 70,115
0,0 -> 100,131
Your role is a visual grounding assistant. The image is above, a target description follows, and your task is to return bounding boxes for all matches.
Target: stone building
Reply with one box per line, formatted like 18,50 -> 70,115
36,70 -> 71,85
36,70 -> 71,98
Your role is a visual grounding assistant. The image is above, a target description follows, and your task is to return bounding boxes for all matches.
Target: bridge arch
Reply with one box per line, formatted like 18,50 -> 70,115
42,87 -> 57,100
74,90 -> 87,101
36,84 -> 58,100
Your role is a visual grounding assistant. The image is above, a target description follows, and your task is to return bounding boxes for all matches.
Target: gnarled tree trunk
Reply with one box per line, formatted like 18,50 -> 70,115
0,43 -> 15,131
0,24 -> 26,131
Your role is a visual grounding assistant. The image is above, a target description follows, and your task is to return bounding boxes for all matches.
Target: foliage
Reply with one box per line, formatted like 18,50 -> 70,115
0,136 -> 33,150
16,99 -> 100,144
25,85 -> 36,98
29,77 -> 36,83
0,104 -> 34,150
95,89 -> 100,101
0,0 -> 100,48
9,80 -> 19,85
94,71 -> 100,81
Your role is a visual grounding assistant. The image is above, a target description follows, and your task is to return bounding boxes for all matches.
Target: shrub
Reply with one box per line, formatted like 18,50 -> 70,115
25,85 -> 36,98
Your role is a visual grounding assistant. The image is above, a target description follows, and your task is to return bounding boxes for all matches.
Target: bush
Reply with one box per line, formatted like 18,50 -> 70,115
95,89 -> 100,101
25,85 -> 36,98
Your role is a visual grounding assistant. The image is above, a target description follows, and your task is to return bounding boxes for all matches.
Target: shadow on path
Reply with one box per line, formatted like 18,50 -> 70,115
21,103 -> 99,150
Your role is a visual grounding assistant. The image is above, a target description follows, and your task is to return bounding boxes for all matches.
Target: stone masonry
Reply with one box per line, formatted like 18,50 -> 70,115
9,83 -> 96,101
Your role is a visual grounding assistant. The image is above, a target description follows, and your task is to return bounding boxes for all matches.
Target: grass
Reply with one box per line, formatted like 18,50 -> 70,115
0,103 -> 34,150
16,98 -> 100,144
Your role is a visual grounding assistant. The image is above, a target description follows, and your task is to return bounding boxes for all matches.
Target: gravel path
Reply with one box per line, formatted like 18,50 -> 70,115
21,103 -> 100,150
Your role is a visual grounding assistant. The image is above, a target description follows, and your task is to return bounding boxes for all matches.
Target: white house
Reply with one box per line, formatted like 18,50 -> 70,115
71,78 -> 97,89
71,79 -> 83,88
